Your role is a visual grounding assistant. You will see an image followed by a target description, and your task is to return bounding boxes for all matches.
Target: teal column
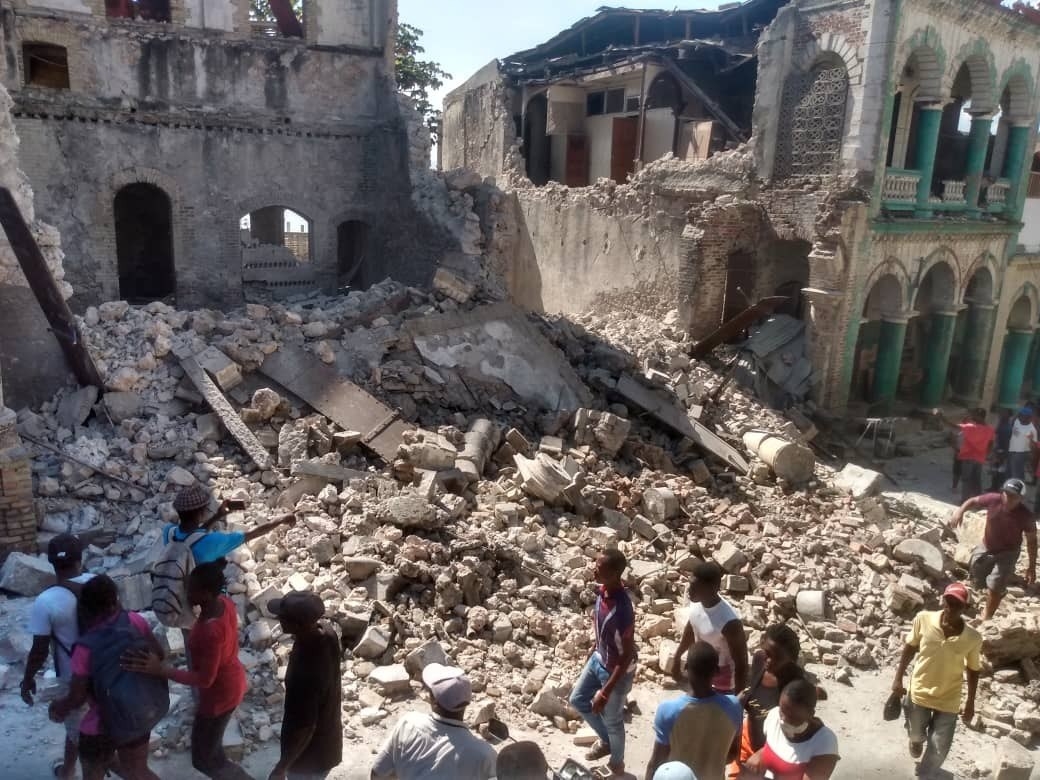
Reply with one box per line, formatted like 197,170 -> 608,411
997,328 -> 1035,408
954,303 -> 997,404
964,114 -> 994,214
914,105 -> 944,218
919,309 -> 959,406
871,316 -> 910,411
1030,330 -> 1040,390
1002,123 -> 1032,216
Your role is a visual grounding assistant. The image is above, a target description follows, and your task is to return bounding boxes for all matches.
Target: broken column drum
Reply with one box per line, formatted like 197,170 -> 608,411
456,418 -> 501,482
742,430 -> 814,483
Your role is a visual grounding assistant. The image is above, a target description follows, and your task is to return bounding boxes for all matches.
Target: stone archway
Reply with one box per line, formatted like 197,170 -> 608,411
114,183 -> 175,304
997,290 -> 1037,407
852,272 -> 906,405
906,260 -> 958,405
952,265 -> 997,404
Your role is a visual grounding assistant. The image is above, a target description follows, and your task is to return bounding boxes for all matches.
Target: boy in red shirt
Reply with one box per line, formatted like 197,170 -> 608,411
941,409 -> 995,503
124,562 -> 250,779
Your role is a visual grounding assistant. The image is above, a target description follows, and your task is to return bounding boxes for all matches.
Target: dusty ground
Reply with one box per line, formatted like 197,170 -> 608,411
1,447 -> 1037,780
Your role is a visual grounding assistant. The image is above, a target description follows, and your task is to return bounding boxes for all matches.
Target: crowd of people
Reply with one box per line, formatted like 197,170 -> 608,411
17,476 -> 1031,779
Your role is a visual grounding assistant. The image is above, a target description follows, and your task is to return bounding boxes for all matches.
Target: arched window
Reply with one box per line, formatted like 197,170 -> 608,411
775,58 -> 849,178
115,183 -> 175,303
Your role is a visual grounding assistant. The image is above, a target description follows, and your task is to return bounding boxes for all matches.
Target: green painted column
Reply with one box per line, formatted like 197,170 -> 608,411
1030,330 -> 1040,390
914,105 -> 944,218
871,316 -> 909,410
919,309 -> 959,406
998,328 -> 1035,408
954,303 -> 997,405
964,114 -> 994,214
1002,122 -> 1032,215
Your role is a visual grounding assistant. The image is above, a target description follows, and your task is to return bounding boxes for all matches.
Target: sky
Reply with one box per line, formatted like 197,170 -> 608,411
398,0 -> 725,112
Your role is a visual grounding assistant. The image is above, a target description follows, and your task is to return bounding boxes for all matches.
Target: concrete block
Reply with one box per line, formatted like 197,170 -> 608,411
102,391 -> 143,423
712,541 -> 747,573
993,736 -> 1034,779
834,463 -> 883,499
893,538 -> 944,578
354,626 -> 391,659
0,553 -> 55,596
368,664 -> 412,696
196,347 -> 243,391
642,487 -> 679,522
403,641 -> 447,677
57,385 -> 99,430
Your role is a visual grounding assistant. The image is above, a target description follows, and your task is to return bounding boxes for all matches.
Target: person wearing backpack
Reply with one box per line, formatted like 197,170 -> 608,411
153,484 -> 294,641
20,534 -> 94,780
49,575 -> 168,780
124,562 -> 251,780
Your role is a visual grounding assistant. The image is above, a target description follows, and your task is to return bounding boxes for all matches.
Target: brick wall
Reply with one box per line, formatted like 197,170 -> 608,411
0,415 -> 36,562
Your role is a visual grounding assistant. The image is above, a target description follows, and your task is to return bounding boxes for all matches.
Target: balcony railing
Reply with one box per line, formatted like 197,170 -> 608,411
882,168 -> 920,210
940,180 -> 966,204
985,179 -> 1010,211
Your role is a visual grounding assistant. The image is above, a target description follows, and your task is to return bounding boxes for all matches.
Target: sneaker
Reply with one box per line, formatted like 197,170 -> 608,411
585,740 -> 611,762
909,740 -> 924,759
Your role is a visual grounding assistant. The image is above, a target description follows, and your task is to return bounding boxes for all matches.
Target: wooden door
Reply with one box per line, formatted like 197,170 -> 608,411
565,135 -> 588,187
611,117 -> 639,183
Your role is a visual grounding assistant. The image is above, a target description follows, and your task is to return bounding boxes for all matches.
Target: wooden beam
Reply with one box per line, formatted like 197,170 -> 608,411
0,187 -> 103,390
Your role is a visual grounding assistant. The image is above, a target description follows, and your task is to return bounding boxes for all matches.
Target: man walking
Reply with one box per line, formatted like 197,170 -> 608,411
647,642 -> 742,780
949,478 -> 1037,620
371,663 -> 496,779
268,592 -> 342,780
1007,408 -> 1035,480
20,534 -> 93,780
891,583 -> 981,779
570,549 -> 637,777
670,561 -> 748,695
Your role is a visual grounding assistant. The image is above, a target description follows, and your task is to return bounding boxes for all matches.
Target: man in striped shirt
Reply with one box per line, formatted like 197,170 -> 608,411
569,549 -> 638,776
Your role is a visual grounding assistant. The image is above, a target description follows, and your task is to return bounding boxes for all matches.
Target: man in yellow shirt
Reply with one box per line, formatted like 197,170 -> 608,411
891,583 -> 981,778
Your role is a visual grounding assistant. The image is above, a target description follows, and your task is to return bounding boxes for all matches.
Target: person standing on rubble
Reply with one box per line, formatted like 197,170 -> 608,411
122,562 -> 251,780
163,484 -> 295,654
570,548 -> 637,777
20,534 -> 94,780
268,592 -> 343,780
1006,407 -> 1035,481
949,478 -> 1037,620
891,583 -> 981,777
671,561 -> 748,695
989,408 -> 1014,491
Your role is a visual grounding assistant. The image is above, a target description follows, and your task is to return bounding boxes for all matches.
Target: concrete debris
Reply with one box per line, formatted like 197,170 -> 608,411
991,736 -> 1035,779
4,279 -> 1039,765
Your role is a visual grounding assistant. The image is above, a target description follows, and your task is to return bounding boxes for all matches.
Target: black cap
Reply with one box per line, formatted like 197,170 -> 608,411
268,591 -> 325,624
47,533 -> 83,565
1002,478 -> 1026,496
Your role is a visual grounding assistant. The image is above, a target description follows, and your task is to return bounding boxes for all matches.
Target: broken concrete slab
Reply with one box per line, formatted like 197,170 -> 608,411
369,664 -> 412,696
408,302 -> 591,411
615,374 -> 748,472
992,736 -> 1035,779
291,459 -> 369,484
261,345 -> 411,462
892,538 -> 944,578
102,391 -> 143,423
179,355 -> 272,469
57,385 -> 99,429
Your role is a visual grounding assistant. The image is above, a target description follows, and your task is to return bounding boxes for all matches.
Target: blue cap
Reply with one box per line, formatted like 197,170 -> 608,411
1019,407 -> 1033,416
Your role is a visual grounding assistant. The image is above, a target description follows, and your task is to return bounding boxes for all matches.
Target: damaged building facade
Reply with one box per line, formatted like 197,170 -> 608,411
0,0 -> 445,315
444,0 -> 1040,412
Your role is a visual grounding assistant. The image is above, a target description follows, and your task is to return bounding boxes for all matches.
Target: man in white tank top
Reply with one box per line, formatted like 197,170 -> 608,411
671,561 -> 748,694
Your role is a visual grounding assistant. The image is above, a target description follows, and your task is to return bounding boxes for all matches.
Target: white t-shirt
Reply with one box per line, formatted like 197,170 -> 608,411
762,707 -> 839,779
26,573 -> 94,681
688,597 -> 741,691
1009,419 -> 1036,453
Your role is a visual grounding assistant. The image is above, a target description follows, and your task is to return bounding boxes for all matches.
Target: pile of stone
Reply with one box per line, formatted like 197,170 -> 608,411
1,282 -> 1039,758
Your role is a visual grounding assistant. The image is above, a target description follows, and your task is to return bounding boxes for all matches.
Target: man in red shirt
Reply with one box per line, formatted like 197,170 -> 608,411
950,478 -> 1037,620
940,409 -> 995,503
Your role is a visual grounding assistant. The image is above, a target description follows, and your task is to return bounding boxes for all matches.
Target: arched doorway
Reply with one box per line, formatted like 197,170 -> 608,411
523,94 -> 550,186
852,273 -> 904,405
760,239 -> 811,318
337,220 -> 370,289
997,292 -> 1035,407
723,250 -> 755,325
906,260 -> 957,405
114,183 -> 175,303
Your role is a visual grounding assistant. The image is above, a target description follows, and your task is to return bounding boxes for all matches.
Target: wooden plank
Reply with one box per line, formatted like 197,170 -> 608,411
259,345 -> 411,462
615,374 -> 748,473
0,187 -> 103,389
179,356 -> 272,469
689,296 -> 789,359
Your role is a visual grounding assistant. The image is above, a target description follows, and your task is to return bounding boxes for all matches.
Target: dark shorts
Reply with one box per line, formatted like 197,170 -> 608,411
78,732 -> 150,765
969,546 -> 1021,594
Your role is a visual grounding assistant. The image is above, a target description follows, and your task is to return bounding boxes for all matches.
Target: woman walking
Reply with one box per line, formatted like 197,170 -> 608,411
123,562 -> 251,780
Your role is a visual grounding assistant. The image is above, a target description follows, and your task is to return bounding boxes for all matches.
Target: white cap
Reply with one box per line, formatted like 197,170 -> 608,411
421,663 -> 472,710
653,762 -> 698,780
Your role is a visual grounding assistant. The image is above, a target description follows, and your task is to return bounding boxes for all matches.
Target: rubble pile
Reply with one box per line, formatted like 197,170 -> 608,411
2,282 -> 1040,756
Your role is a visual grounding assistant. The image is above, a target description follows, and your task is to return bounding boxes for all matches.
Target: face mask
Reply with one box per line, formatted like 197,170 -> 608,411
780,718 -> 809,739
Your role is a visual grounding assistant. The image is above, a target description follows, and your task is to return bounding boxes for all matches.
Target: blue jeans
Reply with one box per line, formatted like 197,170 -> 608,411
905,698 -> 958,773
1007,451 -> 1027,481
569,655 -> 634,768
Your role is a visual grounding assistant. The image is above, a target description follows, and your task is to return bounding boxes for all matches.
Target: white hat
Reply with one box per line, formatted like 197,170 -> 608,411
653,762 -> 698,780
421,663 -> 472,710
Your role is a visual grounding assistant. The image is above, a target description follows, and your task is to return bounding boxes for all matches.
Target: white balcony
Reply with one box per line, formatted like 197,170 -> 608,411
882,169 -> 920,204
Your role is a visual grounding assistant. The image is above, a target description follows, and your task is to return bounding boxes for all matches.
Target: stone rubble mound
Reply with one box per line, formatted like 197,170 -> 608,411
3,282 -> 1039,756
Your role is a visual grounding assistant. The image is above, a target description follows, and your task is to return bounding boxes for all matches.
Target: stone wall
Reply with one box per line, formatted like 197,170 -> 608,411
440,61 -> 515,182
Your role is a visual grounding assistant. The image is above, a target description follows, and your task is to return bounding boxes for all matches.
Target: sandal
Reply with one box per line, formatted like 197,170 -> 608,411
51,760 -> 65,779
585,739 -> 611,761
